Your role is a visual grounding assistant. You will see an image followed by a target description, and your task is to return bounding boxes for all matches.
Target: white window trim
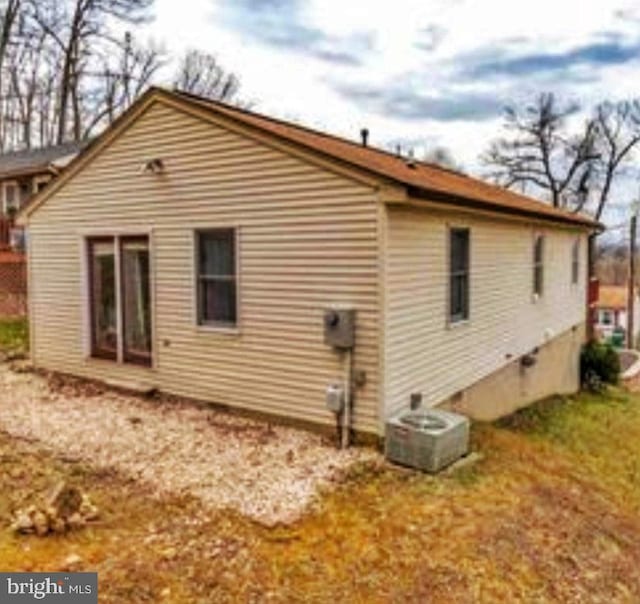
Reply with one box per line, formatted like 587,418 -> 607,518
32,175 -> 52,194
532,231 -> 545,302
446,223 -> 471,328
192,226 -> 241,334
2,180 -> 19,215
571,237 -> 580,286
81,230 -> 156,368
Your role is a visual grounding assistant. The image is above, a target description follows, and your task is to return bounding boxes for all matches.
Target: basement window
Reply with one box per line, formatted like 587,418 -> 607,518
449,227 -> 470,323
533,234 -> 545,297
196,229 -> 238,326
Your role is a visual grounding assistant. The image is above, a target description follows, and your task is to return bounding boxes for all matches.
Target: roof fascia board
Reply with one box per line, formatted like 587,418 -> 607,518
399,193 -> 600,233
406,186 -> 602,232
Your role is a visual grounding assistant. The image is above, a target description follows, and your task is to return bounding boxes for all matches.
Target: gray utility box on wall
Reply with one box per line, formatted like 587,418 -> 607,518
385,409 -> 470,473
324,307 -> 355,349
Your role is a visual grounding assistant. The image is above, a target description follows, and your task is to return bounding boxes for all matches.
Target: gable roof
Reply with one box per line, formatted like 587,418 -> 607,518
0,141 -> 86,180
21,87 -> 601,230
171,89 -> 600,230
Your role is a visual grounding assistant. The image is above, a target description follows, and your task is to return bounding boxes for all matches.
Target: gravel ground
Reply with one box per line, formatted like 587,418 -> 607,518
0,363 -> 380,525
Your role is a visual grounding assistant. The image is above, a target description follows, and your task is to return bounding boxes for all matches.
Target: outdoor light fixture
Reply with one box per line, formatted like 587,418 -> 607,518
140,158 -> 165,175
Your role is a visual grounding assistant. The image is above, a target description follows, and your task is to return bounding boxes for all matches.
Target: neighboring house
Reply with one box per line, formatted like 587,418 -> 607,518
0,142 -> 84,249
18,87 -> 599,436
594,285 -> 640,343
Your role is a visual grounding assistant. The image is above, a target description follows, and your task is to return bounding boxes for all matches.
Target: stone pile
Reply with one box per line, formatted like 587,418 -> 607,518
11,482 -> 99,536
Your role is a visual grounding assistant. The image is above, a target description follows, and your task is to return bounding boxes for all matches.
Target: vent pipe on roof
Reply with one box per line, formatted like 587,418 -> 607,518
360,128 -> 369,147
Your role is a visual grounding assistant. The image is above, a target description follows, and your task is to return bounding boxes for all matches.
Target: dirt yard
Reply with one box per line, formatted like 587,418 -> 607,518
1,337 -> 640,601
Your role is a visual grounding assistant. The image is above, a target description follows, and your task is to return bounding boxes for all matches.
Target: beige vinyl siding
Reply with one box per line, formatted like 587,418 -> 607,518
28,100 -> 381,433
384,205 -> 587,417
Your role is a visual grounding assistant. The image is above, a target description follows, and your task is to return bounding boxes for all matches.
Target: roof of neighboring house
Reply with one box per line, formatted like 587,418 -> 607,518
597,285 -> 633,309
0,141 -> 87,180
171,89 -> 601,230
20,87 -> 602,230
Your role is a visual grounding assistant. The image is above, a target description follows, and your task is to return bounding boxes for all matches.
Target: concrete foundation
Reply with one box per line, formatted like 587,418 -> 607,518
441,323 -> 585,421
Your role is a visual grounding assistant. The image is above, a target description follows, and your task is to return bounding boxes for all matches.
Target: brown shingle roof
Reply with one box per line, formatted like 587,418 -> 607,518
171,89 -> 600,230
0,141 -> 87,179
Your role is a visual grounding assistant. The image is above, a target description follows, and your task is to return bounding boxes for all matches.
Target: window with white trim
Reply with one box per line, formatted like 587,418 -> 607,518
571,238 -> 580,284
196,229 -> 238,326
2,181 -> 19,215
449,227 -> 470,323
533,234 -> 545,297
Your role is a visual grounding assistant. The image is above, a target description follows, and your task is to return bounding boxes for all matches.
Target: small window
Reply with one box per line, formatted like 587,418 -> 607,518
533,234 -> 545,297
571,238 -> 580,284
197,229 -> 237,326
449,227 -> 470,323
3,182 -> 18,215
600,309 -> 614,326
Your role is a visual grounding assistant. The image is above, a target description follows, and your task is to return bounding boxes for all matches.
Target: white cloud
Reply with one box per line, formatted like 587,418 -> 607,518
139,0 -> 640,218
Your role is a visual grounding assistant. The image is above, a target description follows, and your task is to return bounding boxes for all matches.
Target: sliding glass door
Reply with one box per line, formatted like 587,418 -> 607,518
88,235 -> 152,366
121,237 -> 152,365
89,238 -> 118,360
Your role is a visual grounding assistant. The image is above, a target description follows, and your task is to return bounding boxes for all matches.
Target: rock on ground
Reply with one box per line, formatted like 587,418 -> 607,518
0,365 -> 379,525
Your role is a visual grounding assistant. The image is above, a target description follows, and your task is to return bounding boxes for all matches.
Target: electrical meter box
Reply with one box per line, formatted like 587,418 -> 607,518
324,307 -> 356,349
326,383 -> 345,413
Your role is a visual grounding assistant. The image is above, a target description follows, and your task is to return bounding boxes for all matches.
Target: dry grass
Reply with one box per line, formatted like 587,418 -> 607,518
1,381 -> 640,602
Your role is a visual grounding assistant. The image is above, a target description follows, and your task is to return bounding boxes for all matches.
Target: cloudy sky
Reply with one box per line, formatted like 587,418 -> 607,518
141,0 -> 640,223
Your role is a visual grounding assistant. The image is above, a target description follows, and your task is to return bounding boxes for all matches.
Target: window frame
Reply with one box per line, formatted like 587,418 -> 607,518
32,175 -> 52,195
2,180 -> 19,215
84,231 -> 154,367
120,235 -> 153,367
194,227 -> 240,331
447,226 -> 471,325
87,236 -> 119,362
533,233 -> 545,299
600,309 -> 614,326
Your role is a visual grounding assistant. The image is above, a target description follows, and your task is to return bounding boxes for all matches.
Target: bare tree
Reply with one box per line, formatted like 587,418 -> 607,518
0,1 -> 244,152
26,0 -> 153,144
589,101 -> 640,219
81,32 -> 165,138
172,49 -> 239,102
483,93 -> 640,220
0,0 -> 22,149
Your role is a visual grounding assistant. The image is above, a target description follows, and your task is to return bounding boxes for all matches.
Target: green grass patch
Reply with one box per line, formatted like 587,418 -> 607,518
0,317 -> 28,354
496,388 -> 640,513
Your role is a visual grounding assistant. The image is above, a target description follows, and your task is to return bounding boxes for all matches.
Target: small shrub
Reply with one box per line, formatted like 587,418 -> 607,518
580,341 -> 620,391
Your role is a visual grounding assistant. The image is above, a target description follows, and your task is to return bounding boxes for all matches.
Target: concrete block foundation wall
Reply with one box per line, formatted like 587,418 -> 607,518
440,323 -> 585,421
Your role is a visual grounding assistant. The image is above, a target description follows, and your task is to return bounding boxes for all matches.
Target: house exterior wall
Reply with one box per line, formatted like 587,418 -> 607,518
384,204 -> 588,418
594,300 -> 640,345
27,100 -> 383,433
